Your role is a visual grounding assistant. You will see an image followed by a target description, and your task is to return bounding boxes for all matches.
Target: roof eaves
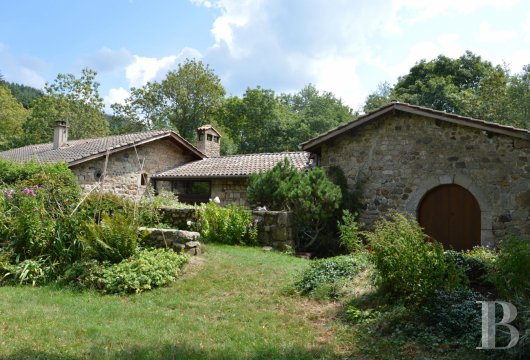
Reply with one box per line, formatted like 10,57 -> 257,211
301,102 -> 530,151
68,131 -> 205,167
300,104 -> 395,150
151,174 -> 249,180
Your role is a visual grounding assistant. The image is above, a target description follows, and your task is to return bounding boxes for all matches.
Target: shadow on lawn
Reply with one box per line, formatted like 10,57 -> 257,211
5,343 -> 341,360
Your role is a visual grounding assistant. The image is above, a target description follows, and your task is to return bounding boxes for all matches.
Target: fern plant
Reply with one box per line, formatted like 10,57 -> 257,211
79,213 -> 138,263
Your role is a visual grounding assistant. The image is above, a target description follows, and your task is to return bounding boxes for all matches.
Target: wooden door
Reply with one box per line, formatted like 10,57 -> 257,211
418,184 -> 480,250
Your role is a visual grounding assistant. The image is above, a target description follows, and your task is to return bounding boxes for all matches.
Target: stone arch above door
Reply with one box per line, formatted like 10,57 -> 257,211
405,174 -> 494,247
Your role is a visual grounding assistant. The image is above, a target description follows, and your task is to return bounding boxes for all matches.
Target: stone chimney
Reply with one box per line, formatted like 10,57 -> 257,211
196,125 -> 221,157
53,120 -> 68,149
197,125 -> 221,157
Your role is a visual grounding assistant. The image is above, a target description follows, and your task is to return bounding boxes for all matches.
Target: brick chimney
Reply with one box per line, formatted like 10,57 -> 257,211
53,120 -> 68,149
196,125 -> 221,157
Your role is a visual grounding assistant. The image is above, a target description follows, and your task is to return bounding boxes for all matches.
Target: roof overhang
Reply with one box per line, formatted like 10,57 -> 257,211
68,131 -> 205,167
152,175 -> 249,180
300,102 -> 530,151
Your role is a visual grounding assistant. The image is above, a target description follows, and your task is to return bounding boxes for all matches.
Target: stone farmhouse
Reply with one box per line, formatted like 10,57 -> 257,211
1,102 -> 528,250
0,121 -> 309,205
301,101 -> 530,250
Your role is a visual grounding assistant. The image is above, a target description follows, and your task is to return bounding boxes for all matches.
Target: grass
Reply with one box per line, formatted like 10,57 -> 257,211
0,245 -> 347,359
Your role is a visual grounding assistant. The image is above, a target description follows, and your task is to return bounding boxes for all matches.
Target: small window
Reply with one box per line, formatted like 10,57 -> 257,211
207,134 -> 213,141
140,173 -> 148,186
198,133 -> 204,141
213,136 -> 219,143
187,181 -> 210,195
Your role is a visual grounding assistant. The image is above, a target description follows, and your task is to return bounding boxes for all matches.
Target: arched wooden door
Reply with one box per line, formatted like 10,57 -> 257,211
418,184 -> 480,250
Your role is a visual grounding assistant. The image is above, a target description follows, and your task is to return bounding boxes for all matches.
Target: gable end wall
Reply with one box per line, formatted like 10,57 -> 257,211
71,139 -> 194,199
320,112 -> 530,244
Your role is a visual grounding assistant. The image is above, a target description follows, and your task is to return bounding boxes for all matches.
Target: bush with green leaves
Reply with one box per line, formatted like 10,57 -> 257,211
420,289 -> 483,342
247,159 -> 342,249
197,201 -> 257,245
294,254 -> 369,298
444,248 -> 496,293
488,235 -> 530,299
94,249 -> 189,294
367,212 -> 459,304
0,160 -> 83,266
247,159 -> 298,210
79,212 -> 139,263
338,210 -> 363,253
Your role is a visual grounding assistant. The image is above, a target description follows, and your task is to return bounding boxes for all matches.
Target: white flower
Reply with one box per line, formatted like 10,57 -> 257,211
186,220 -> 192,226
213,196 -> 221,204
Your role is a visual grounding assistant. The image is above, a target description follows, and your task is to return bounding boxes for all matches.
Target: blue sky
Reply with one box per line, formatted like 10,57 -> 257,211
1,0 -> 529,112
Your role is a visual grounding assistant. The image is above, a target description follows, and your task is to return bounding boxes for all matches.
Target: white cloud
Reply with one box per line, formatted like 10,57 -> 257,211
124,47 -> 202,88
390,0 -> 520,24
18,68 -> 47,88
0,44 -> 47,88
190,0 -> 213,8
479,22 -> 517,43
125,55 -> 177,87
502,49 -> 530,73
522,10 -> 530,42
79,47 -> 133,73
104,87 -> 130,108
306,55 -> 363,110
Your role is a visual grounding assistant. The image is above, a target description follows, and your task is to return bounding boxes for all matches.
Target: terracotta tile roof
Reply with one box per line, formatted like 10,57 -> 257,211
152,151 -> 310,179
0,130 -> 204,165
197,124 -> 222,136
301,101 -> 530,150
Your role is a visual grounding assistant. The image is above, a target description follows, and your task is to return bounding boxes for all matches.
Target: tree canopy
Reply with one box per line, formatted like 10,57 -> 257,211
0,84 -> 29,150
363,51 -> 530,129
22,68 -> 109,144
112,59 -> 226,140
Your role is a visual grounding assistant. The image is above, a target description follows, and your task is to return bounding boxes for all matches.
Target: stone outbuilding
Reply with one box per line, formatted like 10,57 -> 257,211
0,122 -> 204,198
0,122 -> 310,206
301,102 -> 530,250
152,151 -> 309,206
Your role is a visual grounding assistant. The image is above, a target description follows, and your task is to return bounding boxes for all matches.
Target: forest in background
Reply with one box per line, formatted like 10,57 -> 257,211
1,51 -> 529,154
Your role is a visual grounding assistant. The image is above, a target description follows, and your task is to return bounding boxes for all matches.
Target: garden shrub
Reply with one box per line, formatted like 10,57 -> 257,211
197,201 -> 257,245
60,259 -> 105,290
421,289 -> 483,342
1,258 -> 49,286
77,192 -> 135,222
294,254 -> 369,298
338,210 -> 363,253
79,212 -> 139,263
488,235 -> 530,299
247,159 -> 342,249
367,212 -> 459,304
247,159 -> 298,210
0,160 -> 83,265
94,248 -> 189,294
444,248 -> 496,293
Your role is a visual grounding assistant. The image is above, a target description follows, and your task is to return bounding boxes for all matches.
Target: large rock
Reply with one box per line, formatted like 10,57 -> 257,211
139,227 -> 202,255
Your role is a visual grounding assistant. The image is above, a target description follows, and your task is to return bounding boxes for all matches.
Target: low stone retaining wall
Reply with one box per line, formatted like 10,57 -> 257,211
139,227 -> 202,255
157,207 -> 295,250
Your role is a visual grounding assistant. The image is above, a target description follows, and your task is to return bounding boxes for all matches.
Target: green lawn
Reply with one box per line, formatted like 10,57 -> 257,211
0,245 -> 347,360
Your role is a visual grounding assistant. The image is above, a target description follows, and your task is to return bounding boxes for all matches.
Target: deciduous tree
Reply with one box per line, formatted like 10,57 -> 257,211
0,84 -> 29,150
23,68 -> 109,144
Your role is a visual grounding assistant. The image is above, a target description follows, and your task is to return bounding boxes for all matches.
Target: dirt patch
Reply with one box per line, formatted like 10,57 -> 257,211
181,254 -> 206,279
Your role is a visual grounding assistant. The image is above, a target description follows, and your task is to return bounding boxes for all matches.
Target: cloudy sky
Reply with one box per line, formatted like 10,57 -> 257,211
1,0 -> 529,112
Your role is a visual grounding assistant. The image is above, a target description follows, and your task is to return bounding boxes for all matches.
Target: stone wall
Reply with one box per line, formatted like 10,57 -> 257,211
319,112 -> 530,245
155,178 -> 249,206
252,210 -> 294,250
211,178 -> 248,206
157,207 -> 295,249
72,139 -> 195,199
